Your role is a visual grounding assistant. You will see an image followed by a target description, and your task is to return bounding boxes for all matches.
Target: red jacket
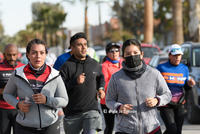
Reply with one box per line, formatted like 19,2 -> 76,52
100,59 -> 123,105
0,60 -> 24,109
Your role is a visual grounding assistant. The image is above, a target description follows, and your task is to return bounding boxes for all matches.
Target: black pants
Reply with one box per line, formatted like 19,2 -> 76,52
15,119 -> 60,134
0,108 -> 17,134
159,105 -> 185,134
115,128 -> 162,134
101,104 -> 115,134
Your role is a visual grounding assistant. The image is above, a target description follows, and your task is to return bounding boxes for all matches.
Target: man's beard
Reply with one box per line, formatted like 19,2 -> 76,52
5,58 -> 17,66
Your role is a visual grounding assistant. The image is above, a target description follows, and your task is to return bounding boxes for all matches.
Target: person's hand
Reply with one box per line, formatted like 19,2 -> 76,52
97,89 -> 105,99
32,93 -> 46,104
187,78 -> 196,87
77,73 -> 85,84
119,104 -> 133,115
18,100 -> 31,113
145,97 -> 158,107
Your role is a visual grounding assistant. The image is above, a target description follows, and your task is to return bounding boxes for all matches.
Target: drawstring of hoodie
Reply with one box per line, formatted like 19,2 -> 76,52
71,60 -> 86,79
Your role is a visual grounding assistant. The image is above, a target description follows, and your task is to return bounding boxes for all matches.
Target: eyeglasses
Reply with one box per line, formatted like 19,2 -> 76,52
109,48 -> 119,53
171,48 -> 182,52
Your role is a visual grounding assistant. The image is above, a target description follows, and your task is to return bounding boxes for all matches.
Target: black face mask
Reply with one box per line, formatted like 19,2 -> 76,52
125,54 -> 141,68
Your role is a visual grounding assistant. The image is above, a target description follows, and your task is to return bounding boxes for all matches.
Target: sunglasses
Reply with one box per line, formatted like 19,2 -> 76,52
170,48 -> 182,52
109,48 -> 119,53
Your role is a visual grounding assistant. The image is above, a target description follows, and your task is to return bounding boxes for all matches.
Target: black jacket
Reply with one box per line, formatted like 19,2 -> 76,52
59,55 -> 105,116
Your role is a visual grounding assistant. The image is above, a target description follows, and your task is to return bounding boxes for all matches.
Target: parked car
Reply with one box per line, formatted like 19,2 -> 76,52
92,46 -> 105,51
148,52 -> 168,68
141,43 -> 161,64
95,49 -> 106,64
162,45 -> 171,53
181,41 -> 200,124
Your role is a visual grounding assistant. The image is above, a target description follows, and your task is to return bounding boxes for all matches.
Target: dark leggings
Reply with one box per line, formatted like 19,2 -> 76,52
0,108 -> 17,134
115,128 -> 162,134
101,104 -> 115,134
159,105 -> 185,134
15,119 -> 60,134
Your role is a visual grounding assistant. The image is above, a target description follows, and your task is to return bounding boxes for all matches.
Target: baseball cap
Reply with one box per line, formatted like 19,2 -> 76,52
168,44 -> 183,55
106,42 -> 120,50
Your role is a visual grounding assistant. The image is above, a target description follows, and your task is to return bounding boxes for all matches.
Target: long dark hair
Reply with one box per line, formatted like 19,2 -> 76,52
102,56 -> 107,63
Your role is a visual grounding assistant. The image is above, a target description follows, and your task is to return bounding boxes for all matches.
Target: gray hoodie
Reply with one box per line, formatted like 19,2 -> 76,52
3,65 -> 68,129
105,64 -> 171,134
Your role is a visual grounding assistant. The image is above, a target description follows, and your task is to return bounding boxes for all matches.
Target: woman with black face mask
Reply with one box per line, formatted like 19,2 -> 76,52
105,39 -> 172,134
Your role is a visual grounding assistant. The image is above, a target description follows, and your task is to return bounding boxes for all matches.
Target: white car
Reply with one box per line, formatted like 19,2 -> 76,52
95,49 -> 106,64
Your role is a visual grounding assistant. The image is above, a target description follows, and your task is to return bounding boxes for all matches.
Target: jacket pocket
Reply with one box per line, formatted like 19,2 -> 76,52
142,109 -> 159,133
51,108 -> 57,118
18,110 -> 26,120
117,112 -> 137,133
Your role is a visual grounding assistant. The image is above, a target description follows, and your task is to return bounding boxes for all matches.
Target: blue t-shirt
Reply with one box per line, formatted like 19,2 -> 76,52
53,52 -> 71,70
156,61 -> 189,102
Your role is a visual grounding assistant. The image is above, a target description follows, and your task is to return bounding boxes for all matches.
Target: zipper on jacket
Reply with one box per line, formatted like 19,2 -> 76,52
37,104 -> 42,130
82,62 -> 86,74
23,113 -> 26,120
44,74 -> 59,86
135,80 -> 140,134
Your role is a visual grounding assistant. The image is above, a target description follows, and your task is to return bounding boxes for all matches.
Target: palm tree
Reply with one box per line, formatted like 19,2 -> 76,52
79,0 -> 90,44
31,2 -> 67,46
47,3 -> 67,46
143,0 -> 153,43
171,0 -> 184,44
63,0 -> 91,45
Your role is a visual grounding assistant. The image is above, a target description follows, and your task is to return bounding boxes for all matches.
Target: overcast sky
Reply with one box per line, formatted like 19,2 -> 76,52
0,0 -> 113,36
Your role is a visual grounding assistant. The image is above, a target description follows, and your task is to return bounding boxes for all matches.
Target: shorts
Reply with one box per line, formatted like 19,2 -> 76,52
63,110 -> 102,134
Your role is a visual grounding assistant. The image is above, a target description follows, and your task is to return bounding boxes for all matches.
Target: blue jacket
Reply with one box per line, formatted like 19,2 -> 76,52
157,61 -> 189,103
53,52 -> 71,70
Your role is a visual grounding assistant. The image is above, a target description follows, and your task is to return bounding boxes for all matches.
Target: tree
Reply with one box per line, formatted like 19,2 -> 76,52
0,12 -> 6,52
144,0 -> 153,43
0,20 -> 4,39
172,0 -> 184,44
112,0 -> 144,41
15,30 -> 35,47
31,2 -> 67,46
154,0 -> 189,45
63,0 -> 111,45
62,0 -> 91,44
154,0 -> 173,45
0,11 -> 4,44
81,0 -> 89,42
182,0 -> 190,41
47,4 -> 67,46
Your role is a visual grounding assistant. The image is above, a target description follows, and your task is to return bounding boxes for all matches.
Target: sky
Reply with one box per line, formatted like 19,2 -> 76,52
0,0 -> 113,36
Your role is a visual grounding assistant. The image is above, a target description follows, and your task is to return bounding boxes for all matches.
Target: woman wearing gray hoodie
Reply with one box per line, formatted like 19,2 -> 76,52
105,39 -> 171,134
3,39 -> 68,134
